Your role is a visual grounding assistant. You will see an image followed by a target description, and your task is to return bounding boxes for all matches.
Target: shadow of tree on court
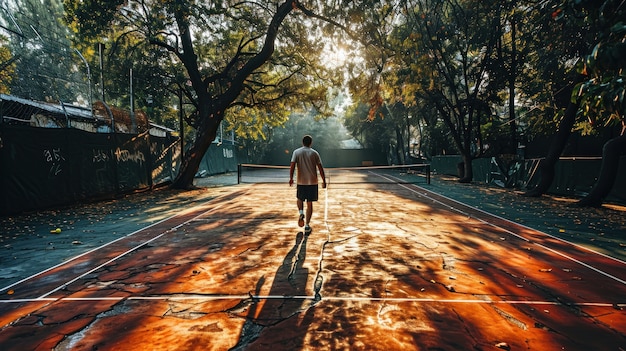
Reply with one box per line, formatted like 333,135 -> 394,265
230,231 -> 315,350
1,182 -> 625,351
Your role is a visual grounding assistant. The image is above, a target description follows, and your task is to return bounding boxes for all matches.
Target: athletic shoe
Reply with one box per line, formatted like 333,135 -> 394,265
298,214 -> 305,227
304,225 -> 312,234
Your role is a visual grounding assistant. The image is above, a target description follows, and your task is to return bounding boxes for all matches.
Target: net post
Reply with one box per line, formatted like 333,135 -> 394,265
426,164 -> 431,184
237,164 -> 241,184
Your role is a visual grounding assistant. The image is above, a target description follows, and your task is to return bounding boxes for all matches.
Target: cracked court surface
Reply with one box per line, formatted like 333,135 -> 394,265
1,180 -> 625,350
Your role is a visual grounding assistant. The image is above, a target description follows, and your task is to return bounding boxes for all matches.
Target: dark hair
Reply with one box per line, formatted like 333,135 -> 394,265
302,135 -> 313,146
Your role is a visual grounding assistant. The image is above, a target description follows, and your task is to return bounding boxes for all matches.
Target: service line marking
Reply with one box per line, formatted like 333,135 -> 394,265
1,294 -> 624,309
37,202 -> 228,299
0,191 -> 237,299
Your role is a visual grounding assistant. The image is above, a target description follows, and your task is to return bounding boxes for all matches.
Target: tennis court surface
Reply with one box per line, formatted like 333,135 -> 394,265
1,168 -> 625,350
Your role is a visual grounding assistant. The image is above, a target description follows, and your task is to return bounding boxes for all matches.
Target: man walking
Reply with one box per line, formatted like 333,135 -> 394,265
289,135 -> 326,234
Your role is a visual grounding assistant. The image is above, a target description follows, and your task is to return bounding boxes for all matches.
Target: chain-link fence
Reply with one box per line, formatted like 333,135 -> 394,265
1,2 -> 92,107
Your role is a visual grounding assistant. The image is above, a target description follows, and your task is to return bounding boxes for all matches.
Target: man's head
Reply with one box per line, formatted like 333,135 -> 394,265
302,135 -> 313,147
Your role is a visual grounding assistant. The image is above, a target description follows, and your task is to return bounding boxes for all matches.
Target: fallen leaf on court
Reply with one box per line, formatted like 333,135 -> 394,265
7,290 -> 14,295
495,342 -> 510,350
539,268 -> 552,272
72,241 -> 83,245
430,279 -> 436,284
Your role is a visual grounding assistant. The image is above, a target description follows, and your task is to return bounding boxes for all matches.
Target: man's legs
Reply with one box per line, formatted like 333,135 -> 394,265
297,198 -> 305,227
303,201 -> 313,233
305,185 -> 319,233
296,185 -> 317,232
305,201 -> 313,226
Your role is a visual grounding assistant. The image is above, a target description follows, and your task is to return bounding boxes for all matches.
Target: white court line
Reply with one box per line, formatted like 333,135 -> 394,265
5,180 -> 623,310
1,294 -> 624,308
0,197 -> 233,294
414,180 -> 626,266
36,202 -> 228,299
373,172 -> 626,286
324,185 -> 329,236
0,212 -> 182,294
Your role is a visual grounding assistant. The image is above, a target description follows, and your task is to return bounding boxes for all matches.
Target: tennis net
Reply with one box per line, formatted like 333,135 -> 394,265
237,163 -> 431,185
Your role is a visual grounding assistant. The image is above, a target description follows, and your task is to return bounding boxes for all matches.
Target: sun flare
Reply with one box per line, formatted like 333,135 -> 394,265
323,46 -> 351,68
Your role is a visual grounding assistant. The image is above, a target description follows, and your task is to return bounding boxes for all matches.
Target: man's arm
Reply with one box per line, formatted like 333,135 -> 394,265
318,163 -> 326,188
289,162 -> 296,186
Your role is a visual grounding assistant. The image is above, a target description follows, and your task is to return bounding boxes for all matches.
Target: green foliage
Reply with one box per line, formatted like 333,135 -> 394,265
344,102 -> 394,159
6,0 -> 619,173
63,0 -> 340,139
568,0 -> 626,134
0,35 -> 14,94
344,0 -> 624,163
386,0 -> 502,161
239,110 -> 346,165
63,0 -> 124,40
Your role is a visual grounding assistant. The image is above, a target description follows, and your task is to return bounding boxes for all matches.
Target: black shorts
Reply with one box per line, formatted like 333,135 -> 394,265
296,185 -> 319,202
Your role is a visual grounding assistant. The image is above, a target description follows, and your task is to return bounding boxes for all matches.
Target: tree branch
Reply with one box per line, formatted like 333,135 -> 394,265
220,0 -> 297,109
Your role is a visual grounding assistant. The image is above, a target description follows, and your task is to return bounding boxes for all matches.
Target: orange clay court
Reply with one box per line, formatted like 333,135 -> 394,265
0,174 -> 625,351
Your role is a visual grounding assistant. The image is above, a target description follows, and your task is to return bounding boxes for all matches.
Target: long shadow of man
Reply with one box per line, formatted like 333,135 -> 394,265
231,231 -> 314,350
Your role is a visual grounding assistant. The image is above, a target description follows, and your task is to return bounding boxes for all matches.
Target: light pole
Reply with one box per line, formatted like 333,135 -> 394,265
406,114 -> 411,164
99,42 -> 105,102
74,48 -> 93,114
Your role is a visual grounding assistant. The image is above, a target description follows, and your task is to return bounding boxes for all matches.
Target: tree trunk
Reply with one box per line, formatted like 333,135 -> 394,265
523,100 -> 578,197
395,126 -> 405,164
459,152 -> 473,183
524,72 -> 584,197
171,116 -> 219,189
577,133 -> 626,207
168,0 -> 297,189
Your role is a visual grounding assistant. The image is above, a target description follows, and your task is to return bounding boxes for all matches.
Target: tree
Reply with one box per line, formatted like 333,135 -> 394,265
96,27 -> 180,129
520,0 -> 594,198
248,111 -> 345,165
344,102 -> 397,164
394,0 -> 502,182
571,0 -> 626,206
65,0 -> 378,189
524,0 -> 625,206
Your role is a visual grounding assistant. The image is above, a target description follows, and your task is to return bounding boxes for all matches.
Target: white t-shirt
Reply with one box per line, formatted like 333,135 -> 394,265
291,146 -> 322,185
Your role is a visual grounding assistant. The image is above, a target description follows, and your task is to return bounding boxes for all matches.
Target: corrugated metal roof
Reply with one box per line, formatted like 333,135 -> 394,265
1,94 -> 175,135
0,94 -> 94,119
